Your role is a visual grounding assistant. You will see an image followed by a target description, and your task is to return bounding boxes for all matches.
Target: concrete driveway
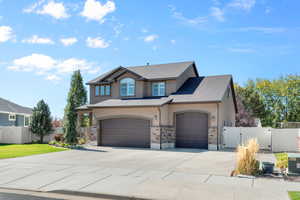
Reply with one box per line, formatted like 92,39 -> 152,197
0,147 -> 298,200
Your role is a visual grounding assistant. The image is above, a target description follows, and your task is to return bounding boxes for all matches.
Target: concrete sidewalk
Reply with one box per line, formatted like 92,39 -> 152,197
0,148 -> 297,200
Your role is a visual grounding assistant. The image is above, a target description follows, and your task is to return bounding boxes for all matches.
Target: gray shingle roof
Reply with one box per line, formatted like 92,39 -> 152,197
86,97 -> 172,108
87,61 -> 195,84
170,75 -> 233,103
0,97 -> 32,115
126,61 -> 195,80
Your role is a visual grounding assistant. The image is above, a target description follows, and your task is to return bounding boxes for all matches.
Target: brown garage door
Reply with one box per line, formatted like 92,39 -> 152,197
176,112 -> 208,149
100,118 -> 150,148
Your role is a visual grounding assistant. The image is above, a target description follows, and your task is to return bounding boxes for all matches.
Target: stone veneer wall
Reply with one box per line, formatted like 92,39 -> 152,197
208,126 -> 218,150
150,126 -> 175,149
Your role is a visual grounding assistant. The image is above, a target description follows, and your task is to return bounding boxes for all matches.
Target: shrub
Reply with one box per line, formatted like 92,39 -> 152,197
78,137 -> 87,145
54,134 -> 64,142
235,138 -> 260,176
275,153 -> 288,172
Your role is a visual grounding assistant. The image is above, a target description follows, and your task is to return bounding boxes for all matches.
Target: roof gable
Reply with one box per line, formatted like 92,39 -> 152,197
87,61 -> 196,84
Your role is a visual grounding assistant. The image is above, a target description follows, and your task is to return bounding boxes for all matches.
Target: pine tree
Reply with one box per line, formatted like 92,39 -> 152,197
64,70 -> 87,144
30,100 -> 53,143
64,97 -> 77,144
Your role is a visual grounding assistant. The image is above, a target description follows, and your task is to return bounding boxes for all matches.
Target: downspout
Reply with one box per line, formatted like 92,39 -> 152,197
217,103 -> 219,150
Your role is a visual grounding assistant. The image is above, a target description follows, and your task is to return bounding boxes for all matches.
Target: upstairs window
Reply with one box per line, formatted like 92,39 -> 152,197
8,113 -> 16,121
95,85 -> 111,96
152,82 -> 165,96
120,78 -> 135,96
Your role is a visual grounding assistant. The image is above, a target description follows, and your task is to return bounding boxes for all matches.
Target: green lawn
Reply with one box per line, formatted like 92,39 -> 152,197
0,144 -> 68,159
289,191 -> 300,200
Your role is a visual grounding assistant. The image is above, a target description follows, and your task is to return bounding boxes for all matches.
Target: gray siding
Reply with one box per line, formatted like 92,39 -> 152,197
0,113 -> 15,126
0,113 -> 25,127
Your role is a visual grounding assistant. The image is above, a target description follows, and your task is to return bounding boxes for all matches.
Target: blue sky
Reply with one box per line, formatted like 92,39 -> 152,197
0,0 -> 299,117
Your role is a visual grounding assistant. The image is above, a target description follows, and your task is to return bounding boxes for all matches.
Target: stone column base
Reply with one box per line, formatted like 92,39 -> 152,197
150,126 -> 175,149
208,144 -> 218,151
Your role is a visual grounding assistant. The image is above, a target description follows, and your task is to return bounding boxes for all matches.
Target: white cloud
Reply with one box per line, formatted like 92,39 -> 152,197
0,26 -> 13,43
46,74 -> 61,81
227,47 -> 255,53
86,37 -> 110,48
228,0 -> 255,11
210,7 -> 225,22
265,7 -> 271,14
113,23 -> 123,37
88,67 -> 100,74
8,54 -> 56,72
7,53 -> 101,81
57,58 -> 91,73
169,5 -> 207,26
23,0 -> 45,13
141,28 -> 148,33
144,34 -> 158,43
24,0 -> 69,19
80,0 -> 116,23
60,37 -> 78,46
237,27 -> 287,34
170,39 -> 176,44
22,35 -> 54,44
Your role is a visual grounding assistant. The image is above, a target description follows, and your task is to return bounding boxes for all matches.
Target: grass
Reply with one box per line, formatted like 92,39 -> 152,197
0,144 -> 68,159
289,191 -> 300,200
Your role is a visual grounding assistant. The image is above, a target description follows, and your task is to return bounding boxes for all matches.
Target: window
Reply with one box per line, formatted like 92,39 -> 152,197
95,86 -> 100,96
24,116 -> 30,127
120,78 -> 135,96
8,113 -> 16,121
152,82 -> 165,96
95,85 -> 111,96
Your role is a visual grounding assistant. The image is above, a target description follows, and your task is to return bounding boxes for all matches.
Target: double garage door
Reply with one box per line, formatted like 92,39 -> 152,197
99,118 -> 151,148
99,112 -> 208,149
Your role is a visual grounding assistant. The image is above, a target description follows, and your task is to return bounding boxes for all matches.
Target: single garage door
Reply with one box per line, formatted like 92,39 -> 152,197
100,118 -> 150,148
176,112 -> 208,149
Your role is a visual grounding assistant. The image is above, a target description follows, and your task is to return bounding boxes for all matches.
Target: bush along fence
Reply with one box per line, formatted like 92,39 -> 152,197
222,127 -> 300,152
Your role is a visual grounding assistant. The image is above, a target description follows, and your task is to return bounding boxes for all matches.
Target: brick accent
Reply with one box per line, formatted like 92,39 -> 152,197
150,126 -> 175,149
208,126 -> 218,150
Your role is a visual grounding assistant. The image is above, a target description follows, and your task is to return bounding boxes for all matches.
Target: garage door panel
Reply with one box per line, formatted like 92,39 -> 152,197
100,118 -> 150,148
176,112 -> 208,149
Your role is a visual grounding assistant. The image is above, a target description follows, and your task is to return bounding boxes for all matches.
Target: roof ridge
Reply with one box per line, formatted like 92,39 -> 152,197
125,61 -> 194,69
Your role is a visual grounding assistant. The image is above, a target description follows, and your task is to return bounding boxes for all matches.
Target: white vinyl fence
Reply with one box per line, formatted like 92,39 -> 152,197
223,127 -> 300,152
0,126 -> 55,144
272,129 -> 300,152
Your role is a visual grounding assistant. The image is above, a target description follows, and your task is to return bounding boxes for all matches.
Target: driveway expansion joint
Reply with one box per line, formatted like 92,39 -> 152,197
78,174 -> 112,191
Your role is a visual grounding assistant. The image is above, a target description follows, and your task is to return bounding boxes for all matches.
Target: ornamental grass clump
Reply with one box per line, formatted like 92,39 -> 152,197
235,139 -> 260,176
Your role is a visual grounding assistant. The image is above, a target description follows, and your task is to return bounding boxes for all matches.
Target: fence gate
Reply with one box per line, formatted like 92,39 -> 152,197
223,127 -> 272,150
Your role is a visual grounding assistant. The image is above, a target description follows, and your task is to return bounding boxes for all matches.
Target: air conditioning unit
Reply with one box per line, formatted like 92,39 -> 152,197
288,153 -> 300,174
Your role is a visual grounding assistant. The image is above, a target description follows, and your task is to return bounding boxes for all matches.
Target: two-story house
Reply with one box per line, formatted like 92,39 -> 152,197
77,61 -> 237,150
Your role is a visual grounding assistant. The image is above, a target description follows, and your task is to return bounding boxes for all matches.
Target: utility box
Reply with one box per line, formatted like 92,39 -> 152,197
288,153 -> 300,174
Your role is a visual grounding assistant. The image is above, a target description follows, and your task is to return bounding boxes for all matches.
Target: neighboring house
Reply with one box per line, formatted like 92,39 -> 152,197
0,97 -> 32,127
77,61 -> 237,150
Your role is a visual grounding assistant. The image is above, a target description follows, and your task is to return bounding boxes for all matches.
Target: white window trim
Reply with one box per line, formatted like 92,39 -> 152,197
120,78 -> 135,96
152,82 -> 166,96
8,113 -> 16,121
24,115 -> 31,127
